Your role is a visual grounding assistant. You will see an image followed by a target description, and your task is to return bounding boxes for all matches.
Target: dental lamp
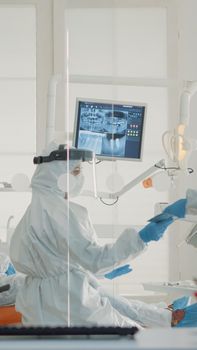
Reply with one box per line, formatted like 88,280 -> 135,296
162,81 -> 197,171
143,81 -> 197,192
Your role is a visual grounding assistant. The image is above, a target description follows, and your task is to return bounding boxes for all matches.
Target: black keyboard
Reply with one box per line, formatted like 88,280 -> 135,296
0,326 -> 138,337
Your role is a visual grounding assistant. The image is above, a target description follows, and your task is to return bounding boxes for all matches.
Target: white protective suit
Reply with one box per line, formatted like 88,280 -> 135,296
10,143 -> 172,328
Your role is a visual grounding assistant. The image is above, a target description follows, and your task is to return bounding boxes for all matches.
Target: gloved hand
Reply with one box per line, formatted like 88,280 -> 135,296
104,264 -> 132,279
170,296 -> 191,310
175,302 -> 197,327
163,198 -> 187,219
5,263 -> 16,276
139,217 -> 173,243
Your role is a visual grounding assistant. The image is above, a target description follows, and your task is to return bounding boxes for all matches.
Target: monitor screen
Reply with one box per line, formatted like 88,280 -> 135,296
73,99 -> 146,161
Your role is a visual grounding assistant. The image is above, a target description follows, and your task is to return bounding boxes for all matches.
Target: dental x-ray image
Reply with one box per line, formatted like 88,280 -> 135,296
74,99 -> 146,160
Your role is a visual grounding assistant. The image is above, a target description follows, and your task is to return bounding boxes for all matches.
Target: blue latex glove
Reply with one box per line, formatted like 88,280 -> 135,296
104,264 -> 132,279
148,212 -> 174,223
175,303 -> 197,328
139,217 -> 173,243
163,199 -> 187,219
172,296 -> 191,310
5,262 -> 16,276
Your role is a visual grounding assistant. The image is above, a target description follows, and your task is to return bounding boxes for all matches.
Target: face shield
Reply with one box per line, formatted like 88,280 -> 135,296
33,144 -> 97,199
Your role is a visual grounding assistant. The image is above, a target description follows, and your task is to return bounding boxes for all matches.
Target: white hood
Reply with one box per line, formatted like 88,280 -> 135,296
31,142 -> 80,197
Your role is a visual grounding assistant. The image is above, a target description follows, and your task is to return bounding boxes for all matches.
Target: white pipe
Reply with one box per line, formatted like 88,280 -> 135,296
179,91 -> 190,125
46,74 -> 63,147
186,80 -> 197,96
179,81 -> 197,126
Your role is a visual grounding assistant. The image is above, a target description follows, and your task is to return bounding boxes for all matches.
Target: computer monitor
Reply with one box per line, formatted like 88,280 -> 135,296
73,98 -> 146,161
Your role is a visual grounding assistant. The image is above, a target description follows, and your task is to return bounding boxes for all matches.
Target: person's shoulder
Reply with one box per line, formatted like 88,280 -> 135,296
69,201 -> 87,211
69,201 -> 88,217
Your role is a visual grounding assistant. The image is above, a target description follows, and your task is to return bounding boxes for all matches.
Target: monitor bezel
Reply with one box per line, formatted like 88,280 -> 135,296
73,97 -> 147,162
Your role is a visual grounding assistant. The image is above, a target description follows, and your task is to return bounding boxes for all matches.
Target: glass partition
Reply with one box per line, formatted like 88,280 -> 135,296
63,0 -> 169,330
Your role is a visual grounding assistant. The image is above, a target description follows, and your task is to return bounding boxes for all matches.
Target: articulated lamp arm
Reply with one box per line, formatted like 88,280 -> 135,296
82,159 -> 165,201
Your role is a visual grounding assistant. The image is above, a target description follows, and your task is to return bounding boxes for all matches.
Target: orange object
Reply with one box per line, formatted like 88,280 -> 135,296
142,177 -> 153,188
0,305 -> 22,325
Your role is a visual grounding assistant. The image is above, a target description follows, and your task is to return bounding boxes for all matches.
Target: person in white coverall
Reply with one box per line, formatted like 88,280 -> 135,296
10,142 -> 188,328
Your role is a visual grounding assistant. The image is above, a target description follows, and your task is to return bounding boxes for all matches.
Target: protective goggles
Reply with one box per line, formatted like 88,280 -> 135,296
33,145 -> 94,164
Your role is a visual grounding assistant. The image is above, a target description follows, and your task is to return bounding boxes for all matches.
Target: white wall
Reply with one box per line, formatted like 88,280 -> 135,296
0,0 -> 53,241
176,0 -> 197,280
0,5 -> 36,241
